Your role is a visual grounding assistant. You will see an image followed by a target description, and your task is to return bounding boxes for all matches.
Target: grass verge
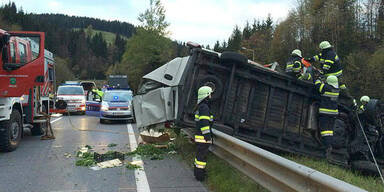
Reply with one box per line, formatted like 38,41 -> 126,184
174,130 -> 268,192
284,154 -> 384,191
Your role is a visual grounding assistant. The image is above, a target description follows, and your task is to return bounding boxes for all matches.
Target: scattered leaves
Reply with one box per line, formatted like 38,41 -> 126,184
125,163 -> 142,170
108,143 -> 118,147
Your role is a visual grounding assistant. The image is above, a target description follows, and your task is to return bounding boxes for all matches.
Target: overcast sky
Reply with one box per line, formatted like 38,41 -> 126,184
1,0 -> 294,46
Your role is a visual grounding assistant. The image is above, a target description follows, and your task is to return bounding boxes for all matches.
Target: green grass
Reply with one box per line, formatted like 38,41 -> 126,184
284,154 -> 384,191
174,131 -> 268,192
73,28 -> 127,45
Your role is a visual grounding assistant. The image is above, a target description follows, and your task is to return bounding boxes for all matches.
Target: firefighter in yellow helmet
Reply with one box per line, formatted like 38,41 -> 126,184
359,96 -> 370,113
194,86 -> 214,181
315,75 -> 339,152
307,41 -> 346,89
286,49 -> 303,77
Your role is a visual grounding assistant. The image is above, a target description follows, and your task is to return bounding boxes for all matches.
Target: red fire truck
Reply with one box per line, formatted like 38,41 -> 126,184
0,29 -> 55,151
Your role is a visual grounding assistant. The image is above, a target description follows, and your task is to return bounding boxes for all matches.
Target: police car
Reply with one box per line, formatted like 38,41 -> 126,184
99,89 -> 133,123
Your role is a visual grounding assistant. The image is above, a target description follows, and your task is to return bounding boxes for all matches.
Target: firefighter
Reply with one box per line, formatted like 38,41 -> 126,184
286,49 -> 312,81
307,41 -> 345,89
286,49 -> 303,77
315,75 -> 339,151
194,86 -> 214,181
359,95 -> 370,113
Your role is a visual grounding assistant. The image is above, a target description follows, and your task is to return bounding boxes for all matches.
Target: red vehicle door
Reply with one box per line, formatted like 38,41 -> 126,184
0,30 -> 45,97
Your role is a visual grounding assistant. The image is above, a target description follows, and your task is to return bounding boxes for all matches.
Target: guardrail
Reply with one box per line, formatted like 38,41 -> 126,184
207,128 -> 367,192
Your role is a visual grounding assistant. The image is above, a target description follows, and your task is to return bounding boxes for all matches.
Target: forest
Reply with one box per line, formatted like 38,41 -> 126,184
1,0 -> 384,99
214,0 -> 384,99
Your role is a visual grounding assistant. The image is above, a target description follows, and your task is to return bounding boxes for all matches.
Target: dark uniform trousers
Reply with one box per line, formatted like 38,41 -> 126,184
194,102 -> 213,181
315,80 -> 339,148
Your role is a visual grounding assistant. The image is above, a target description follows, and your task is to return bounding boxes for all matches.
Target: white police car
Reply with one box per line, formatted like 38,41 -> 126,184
99,89 -> 133,123
85,88 -> 133,123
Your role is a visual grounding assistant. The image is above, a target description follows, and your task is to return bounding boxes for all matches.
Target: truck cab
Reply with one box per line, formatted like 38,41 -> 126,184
0,29 -> 53,152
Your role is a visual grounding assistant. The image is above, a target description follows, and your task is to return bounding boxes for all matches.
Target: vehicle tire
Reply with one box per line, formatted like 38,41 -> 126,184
220,51 -> 247,65
0,109 -> 22,152
365,99 -> 382,126
100,119 -> 106,124
351,160 -> 381,176
31,104 -> 47,136
197,75 -> 223,100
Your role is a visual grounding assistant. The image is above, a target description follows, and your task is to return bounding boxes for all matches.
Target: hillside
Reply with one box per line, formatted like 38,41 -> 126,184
73,28 -> 128,45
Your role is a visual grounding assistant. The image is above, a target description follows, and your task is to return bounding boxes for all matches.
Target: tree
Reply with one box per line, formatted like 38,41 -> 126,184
118,28 -> 174,91
227,25 -> 242,51
138,0 -> 170,36
55,57 -> 76,83
118,0 -> 173,90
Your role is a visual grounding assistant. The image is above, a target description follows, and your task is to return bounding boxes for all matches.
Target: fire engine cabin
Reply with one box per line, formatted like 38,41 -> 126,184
0,29 -> 54,152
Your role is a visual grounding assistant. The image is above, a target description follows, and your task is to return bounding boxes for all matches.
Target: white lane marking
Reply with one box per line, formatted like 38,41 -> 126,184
127,123 -> 151,192
51,117 -> 63,124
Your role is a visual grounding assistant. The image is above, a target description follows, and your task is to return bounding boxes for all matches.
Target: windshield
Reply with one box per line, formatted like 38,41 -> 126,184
57,86 -> 84,95
103,91 -> 132,102
81,82 -> 96,91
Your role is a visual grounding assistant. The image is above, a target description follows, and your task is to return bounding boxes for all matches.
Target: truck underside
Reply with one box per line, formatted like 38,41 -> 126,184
172,48 -> 384,174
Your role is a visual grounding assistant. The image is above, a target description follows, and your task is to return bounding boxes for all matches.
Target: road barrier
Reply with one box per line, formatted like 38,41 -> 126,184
208,128 -> 367,192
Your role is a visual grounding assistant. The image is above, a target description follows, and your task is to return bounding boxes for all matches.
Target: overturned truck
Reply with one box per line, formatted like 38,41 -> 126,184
133,43 -> 384,174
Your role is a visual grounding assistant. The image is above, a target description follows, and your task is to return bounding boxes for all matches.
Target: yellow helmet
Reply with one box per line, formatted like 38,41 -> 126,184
291,49 -> 302,57
319,41 -> 332,50
197,86 -> 213,104
326,75 -> 338,88
360,96 -> 370,104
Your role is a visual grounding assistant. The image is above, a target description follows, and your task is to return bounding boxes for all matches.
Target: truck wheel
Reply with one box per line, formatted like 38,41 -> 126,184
197,75 -> 223,100
220,51 -> 248,65
0,109 -> 22,152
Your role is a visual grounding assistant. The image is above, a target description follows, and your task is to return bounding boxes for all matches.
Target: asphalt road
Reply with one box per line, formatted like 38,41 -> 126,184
0,115 -> 207,192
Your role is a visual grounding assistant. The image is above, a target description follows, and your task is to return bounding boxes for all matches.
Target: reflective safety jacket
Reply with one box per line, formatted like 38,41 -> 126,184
194,101 -> 213,144
92,89 -> 104,99
285,55 -> 303,75
315,80 -> 339,115
313,49 -> 342,77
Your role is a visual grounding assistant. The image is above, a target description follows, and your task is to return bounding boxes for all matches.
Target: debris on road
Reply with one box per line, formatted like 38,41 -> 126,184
97,159 -> 123,168
64,153 -> 72,158
94,151 -> 125,162
126,142 -> 177,160
126,161 -> 142,170
76,147 -> 90,158
107,143 -> 118,147
140,130 -> 170,144
90,166 -> 102,171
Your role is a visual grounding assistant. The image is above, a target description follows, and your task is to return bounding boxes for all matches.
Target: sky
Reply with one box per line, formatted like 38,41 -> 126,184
0,0 -> 294,46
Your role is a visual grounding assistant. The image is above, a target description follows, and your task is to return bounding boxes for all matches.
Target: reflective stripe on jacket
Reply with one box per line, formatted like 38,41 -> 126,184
315,80 -> 339,115
313,50 -> 342,77
285,56 -> 303,74
195,101 -> 213,140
